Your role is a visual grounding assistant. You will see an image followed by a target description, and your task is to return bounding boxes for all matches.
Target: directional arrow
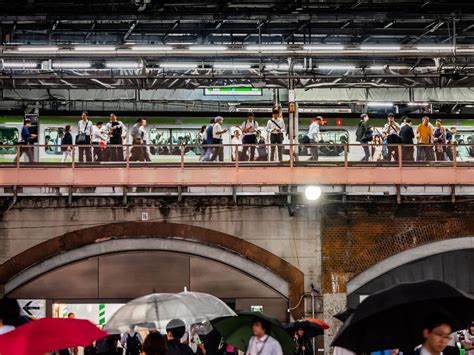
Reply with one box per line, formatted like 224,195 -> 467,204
22,301 -> 40,316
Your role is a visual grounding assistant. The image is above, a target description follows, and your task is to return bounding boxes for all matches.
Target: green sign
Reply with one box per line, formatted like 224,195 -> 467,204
204,87 -> 263,96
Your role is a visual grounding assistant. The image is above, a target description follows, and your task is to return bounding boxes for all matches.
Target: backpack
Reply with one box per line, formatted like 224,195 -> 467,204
126,333 -> 141,354
95,337 -> 110,353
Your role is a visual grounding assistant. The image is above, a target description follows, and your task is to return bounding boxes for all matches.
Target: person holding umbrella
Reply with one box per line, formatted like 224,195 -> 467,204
414,313 -> 454,355
246,317 -> 283,355
294,328 -> 313,355
166,319 -> 194,355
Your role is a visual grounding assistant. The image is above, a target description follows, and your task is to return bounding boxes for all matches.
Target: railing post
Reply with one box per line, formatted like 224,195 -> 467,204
180,145 -> 184,169
344,144 -> 348,168
235,144 -> 239,168
289,143 -> 294,168
16,145 -> 20,168
398,145 -> 403,168
126,144 -> 130,169
71,145 -> 76,169
453,144 -> 457,167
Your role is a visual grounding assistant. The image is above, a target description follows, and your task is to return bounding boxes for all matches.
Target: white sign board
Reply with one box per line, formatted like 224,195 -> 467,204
250,305 -> 264,312
18,299 -> 46,319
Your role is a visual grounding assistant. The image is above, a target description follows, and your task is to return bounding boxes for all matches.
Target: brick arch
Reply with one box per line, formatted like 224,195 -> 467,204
0,222 -> 304,317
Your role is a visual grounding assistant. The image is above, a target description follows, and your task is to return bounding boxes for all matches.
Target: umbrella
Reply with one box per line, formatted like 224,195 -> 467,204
286,319 -> 327,337
331,280 -> 474,353
212,311 -> 295,354
104,291 -> 236,334
305,318 -> 330,330
0,318 -> 107,355
333,309 -> 354,323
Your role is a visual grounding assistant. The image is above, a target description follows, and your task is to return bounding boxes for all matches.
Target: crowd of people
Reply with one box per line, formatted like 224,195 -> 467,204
355,113 -> 459,162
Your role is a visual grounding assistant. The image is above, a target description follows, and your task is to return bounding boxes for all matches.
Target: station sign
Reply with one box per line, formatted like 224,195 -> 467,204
250,305 -> 264,312
204,87 -> 263,96
18,299 -> 46,319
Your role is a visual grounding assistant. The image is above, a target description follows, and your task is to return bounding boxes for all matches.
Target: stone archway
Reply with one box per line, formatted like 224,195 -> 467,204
0,222 -> 305,318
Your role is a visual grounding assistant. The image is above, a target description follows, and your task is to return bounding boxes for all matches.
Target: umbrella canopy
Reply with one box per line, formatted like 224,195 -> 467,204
105,291 -> 236,334
286,320 -> 327,337
331,280 -> 474,353
305,318 -> 330,330
212,311 -> 295,354
0,318 -> 107,355
333,309 -> 355,323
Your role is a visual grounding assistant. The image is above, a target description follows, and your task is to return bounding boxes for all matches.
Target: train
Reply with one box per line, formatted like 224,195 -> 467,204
0,115 -> 473,163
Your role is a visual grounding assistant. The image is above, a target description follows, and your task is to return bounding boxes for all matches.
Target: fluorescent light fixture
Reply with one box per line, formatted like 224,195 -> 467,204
366,65 -> 386,70
3,61 -> 38,68
130,45 -> 173,51
160,63 -> 198,69
106,62 -> 142,69
213,63 -> 252,69
407,102 -> 429,106
367,102 -> 394,107
360,45 -> 400,51
53,61 -> 91,69
414,45 -> 452,51
16,46 -> 58,52
74,46 -> 116,51
246,45 -> 287,51
303,45 -> 345,50
266,64 -> 304,70
188,45 -> 228,51
318,65 -> 356,70
305,186 -> 322,201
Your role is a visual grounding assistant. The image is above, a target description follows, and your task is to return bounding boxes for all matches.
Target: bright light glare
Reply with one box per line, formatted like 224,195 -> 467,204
305,186 -> 322,201
53,62 -> 91,68
74,46 -> 116,51
188,45 -> 228,51
3,61 -> 38,68
16,46 -> 58,52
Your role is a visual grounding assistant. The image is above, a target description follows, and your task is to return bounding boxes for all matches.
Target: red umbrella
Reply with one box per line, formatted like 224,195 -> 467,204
304,318 -> 330,330
0,318 -> 108,355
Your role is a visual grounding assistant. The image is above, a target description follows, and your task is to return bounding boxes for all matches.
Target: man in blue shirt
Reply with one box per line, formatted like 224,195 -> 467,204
19,119 -> 37,163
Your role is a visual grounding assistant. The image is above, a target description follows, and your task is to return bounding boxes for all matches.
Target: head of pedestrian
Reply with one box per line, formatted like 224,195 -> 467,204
296,328 -> 305,338
234,130 -> 241,138
435,119 -> 442,128
314,116 -> 323,124
166,318 -> 186,341
272,107 -> 280,118
387,113 -> 395,122
81,111 -> 89,121
67,312 -> 75,319
361,113 -> 369,122
422,116 -> 430,126
24,119 -> 32,127
450,126 -> 457,134
422,313 -> 453,354
405,118 -> 412,126
252,317 -> 271,339
110,113 -> 117,122
65,125 -> 71,132
215,116 -> 224,124
143,331 -> 168,355
468,322 -> 474,335
96,121 -> 103,128
136,118 -> 145,126
247,112 -> 255,122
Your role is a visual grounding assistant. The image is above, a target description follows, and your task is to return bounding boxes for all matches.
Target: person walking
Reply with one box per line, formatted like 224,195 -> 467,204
106,113 -> 127,162
121,326 -> 143,355
166,319 -> 194,355
130,119 -> 146,161
413,313 -> 454,355
61,125 -> 74,163
77,111 -> 93,162
294,328 -> 313,355
400,118 -> 415,161
266,107 -> 285,162
246,317 -> 283,355
201,119 -> 215,161
416,116 -> 433,162
383,113 -> 401,161
433,119 -> 447,161
307,117 -> 322,161
143,331 -> 168,355
92,121 -> 107,162
18,119 -> 37,163
241,112 -> 258,161
356,113 -> 372,161
211,116 -> 228,162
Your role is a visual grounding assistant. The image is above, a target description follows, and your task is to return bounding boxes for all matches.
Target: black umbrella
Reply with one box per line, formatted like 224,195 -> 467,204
286,320 -> 325,338
331,280 -> 474,353
333,309 -> 354,323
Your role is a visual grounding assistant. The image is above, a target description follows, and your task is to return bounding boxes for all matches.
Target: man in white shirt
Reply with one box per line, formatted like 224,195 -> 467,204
246,317 -> 283,355
307,117 -> 322,161
241,112 -> 259,161
77,111 -> 93,162
91,121 -> 107,162
416,313 -> 453,355
130,118 -> 146,161
266,108 -> 285,162
106,113 -> 127,161
211,116 -> 228,162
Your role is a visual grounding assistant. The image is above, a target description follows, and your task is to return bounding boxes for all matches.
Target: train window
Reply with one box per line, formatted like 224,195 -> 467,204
0,127 -> 19,154
148,128 -> 172,155
453,130 -> 474,158
44,127 -> 65,155
298,129 -> 349,157
170,128 -> 202,155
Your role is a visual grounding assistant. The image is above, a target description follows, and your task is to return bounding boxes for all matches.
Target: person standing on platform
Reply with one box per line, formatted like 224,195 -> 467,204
166,319 -> 194,355
121,325 -> 143,355
356,114 -> 372,161
18,119 -> 37,163
77,111 -> 93,163
400,118 -> 415,161
106,113 -> 127,162
211,116 -> 228,162
92,121 -> 107,162
416,116 -> 433,162
266,107 -> 285,162
61,125 -> 74,163
130,118 -> 146,162
241,112 -> 258,161
201,119 -> 216,161
246,317 -> 283,355
307,117 -> 322,161
433,119 -> 447,161
383,113 -> 401,162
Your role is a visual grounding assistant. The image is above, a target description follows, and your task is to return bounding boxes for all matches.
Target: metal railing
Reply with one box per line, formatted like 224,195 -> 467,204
0,142 -> 472,168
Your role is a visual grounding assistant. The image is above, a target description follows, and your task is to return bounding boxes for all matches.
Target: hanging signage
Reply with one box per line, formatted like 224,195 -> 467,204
250,305 -> 264,312
204,87 -> 263,96
18,299 -> 46,319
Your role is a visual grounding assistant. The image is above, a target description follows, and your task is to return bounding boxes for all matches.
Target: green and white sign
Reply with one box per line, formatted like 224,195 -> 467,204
204,87 -> 263,96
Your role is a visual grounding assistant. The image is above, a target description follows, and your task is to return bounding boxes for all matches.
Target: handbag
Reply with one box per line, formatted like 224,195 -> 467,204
76,121 -> 89,144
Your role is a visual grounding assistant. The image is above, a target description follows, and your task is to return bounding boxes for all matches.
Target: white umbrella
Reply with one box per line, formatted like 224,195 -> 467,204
104,291 -> 236,334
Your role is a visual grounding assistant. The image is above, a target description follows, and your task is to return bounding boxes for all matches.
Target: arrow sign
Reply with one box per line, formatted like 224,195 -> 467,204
18,299 -> 46,318
22,301 -> 40,316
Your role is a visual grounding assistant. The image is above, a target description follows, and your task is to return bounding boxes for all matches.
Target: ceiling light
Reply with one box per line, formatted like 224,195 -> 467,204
414,46 -> 452,51
360,45 -> 400,51
160,63 -> 198,69
367,102 -> 394,107
318,65 -> 356,70
106,62 -> 142,69
3,61 -> 38,68
53,62 -> 91,69
130,45 -> 174,51
16,46 -> 58,52
213,63 -> 252,69
188,45 -> 228,51
74,46 -> 116,51
305,186 -> 322,201
407,102 -> 429,106
246,45 -> 287,51
303,45 -> 345,51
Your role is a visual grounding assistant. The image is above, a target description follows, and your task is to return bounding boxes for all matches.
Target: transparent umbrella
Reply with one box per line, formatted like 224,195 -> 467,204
104,291 -> 236,334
